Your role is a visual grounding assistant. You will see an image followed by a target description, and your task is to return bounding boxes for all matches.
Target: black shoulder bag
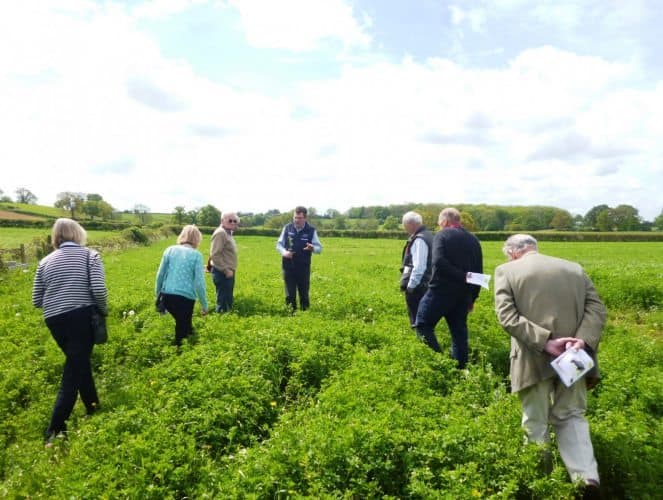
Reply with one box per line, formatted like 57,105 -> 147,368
87,250 -> 108,344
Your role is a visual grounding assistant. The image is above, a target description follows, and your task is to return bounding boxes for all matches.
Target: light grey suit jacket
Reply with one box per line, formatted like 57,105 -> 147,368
494,252 -> 606,393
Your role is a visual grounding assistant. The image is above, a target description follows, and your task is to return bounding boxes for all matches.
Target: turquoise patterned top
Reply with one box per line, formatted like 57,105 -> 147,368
155,244 -> 208,310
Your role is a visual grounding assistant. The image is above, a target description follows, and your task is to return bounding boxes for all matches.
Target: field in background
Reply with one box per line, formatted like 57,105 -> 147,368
0,228 -> 121,249
0,237 -> 661,497
0,202 -> 67,219
0,202 -> 173,226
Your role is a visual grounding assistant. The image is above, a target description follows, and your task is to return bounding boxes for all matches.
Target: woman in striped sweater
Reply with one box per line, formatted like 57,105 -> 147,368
32,218 -> 107,445
155,225 -> 208,346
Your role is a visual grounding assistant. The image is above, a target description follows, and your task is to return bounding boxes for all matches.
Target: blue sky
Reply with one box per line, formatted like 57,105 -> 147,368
2,0 -> 662,220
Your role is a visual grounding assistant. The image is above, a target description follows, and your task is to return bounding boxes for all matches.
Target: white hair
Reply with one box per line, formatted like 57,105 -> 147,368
502,234 -> 538,257
402,211 -> 423,225
222,212 -> 239,223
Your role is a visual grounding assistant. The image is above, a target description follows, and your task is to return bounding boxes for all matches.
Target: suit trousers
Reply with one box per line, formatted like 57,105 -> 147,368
45,306 -> 99,437
519,377 -> 599,484
414,288 -> 471,368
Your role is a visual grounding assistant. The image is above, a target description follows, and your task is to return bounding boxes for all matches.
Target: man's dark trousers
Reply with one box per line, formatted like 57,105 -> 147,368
415,289 -> 471,368
212,267 -> 235,312
283,261 -> 311,310
405,286 -> 427,328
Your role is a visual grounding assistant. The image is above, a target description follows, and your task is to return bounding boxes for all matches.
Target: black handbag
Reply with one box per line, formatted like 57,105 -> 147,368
87,250 -> 108,344
156,293 -> 166,314
90,308 -> 108,344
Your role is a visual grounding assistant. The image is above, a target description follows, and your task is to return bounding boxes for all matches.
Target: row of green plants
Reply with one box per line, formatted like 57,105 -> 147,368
0,237 -> 661,497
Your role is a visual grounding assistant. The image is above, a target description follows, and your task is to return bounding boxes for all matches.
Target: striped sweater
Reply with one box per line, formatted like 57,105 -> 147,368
32,242 -> 108,319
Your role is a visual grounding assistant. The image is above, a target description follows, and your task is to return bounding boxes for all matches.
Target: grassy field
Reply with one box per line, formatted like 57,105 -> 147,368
0,227 -> 122,250
0,202 -> 68,219
0,236 -> 661,498
0,202 -> 173,226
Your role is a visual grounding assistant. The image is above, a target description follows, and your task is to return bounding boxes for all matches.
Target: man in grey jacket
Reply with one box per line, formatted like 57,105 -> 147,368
494,234 -> 605,492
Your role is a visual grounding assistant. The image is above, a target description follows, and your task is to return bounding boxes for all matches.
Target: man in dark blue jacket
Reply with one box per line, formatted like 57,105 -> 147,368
276,206 -> 323,311
415,207 -> 483,368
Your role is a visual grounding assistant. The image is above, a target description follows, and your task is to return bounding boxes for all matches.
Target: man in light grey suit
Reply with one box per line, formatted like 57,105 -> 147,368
494,234 -> 606,492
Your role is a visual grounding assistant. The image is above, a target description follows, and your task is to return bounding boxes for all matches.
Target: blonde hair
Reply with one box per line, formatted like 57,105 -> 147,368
51,218 -> 87,248
177,224 -> 202,248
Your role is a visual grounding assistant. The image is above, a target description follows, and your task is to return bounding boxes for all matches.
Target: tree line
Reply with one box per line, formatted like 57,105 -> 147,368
2,186 -> 662,231
237,203 -> 663,232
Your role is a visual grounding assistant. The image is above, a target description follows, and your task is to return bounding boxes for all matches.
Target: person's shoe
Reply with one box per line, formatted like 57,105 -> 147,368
44,431 -> 67,448
85,402 -> 100,416
581,479 -> 601,500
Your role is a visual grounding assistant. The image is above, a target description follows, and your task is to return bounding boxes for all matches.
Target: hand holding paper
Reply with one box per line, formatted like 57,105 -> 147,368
466,272 -> 491,289
550,348 -> 595,387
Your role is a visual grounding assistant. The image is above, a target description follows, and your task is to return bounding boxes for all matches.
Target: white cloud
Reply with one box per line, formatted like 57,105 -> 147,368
449,5 -> 487,32
1,3 -> 661,221
132,0 -> 207,19
229,0 -> 371,52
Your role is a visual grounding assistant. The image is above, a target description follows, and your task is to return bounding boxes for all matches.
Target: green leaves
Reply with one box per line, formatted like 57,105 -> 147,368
0,237 -> 661,497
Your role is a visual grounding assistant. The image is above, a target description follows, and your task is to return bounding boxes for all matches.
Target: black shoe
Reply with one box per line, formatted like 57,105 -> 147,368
581,480 -> 601,500
85,401 -> 100,416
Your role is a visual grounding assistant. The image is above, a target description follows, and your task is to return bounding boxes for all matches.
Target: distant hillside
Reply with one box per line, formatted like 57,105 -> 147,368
0,203 -> 66,220
0,209 -> 46,221
0,203 -> 174,225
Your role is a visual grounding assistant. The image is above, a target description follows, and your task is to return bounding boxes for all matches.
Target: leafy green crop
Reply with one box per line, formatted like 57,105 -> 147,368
0,236 -> 661,498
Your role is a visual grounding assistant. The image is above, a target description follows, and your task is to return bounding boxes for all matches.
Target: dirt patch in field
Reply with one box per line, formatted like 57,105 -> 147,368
0,210 -> 46,221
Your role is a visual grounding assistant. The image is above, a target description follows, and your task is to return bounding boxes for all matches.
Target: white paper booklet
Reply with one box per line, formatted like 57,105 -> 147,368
550,348 -> 594,387
466,272 -> 491,289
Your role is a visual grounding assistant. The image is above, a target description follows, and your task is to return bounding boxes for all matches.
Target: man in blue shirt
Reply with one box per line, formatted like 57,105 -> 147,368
276,206 -> 322,311
400,211 -> 433,327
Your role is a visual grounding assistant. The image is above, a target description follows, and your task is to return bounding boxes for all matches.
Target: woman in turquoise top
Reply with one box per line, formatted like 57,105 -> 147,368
155,225 -> 208,345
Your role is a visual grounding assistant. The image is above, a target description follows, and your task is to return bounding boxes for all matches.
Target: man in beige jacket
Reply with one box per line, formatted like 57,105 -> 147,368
209,212 -> 239,312
494,234 -> 606,492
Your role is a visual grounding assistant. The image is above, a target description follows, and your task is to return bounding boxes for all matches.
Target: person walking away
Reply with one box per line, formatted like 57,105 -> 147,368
155,225 -> 208,345
414,207 -> 483,368
494,234 -> 605,496
276,206 -> 322,311
32,218 -> 106,445
400,211 -> 433,327
209,212 -> 239,313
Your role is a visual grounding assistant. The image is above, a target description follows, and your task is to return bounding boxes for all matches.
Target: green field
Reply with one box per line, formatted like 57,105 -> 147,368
0,227 -> 119,249
0,237 -> 661,498
0,202 -> 68,219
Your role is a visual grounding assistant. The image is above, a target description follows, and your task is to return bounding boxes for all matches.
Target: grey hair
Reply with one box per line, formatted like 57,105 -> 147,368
402,211 -> 422,225
438,207 -> 461,224
51,218 -> 87,248
502,234 -> 538,257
